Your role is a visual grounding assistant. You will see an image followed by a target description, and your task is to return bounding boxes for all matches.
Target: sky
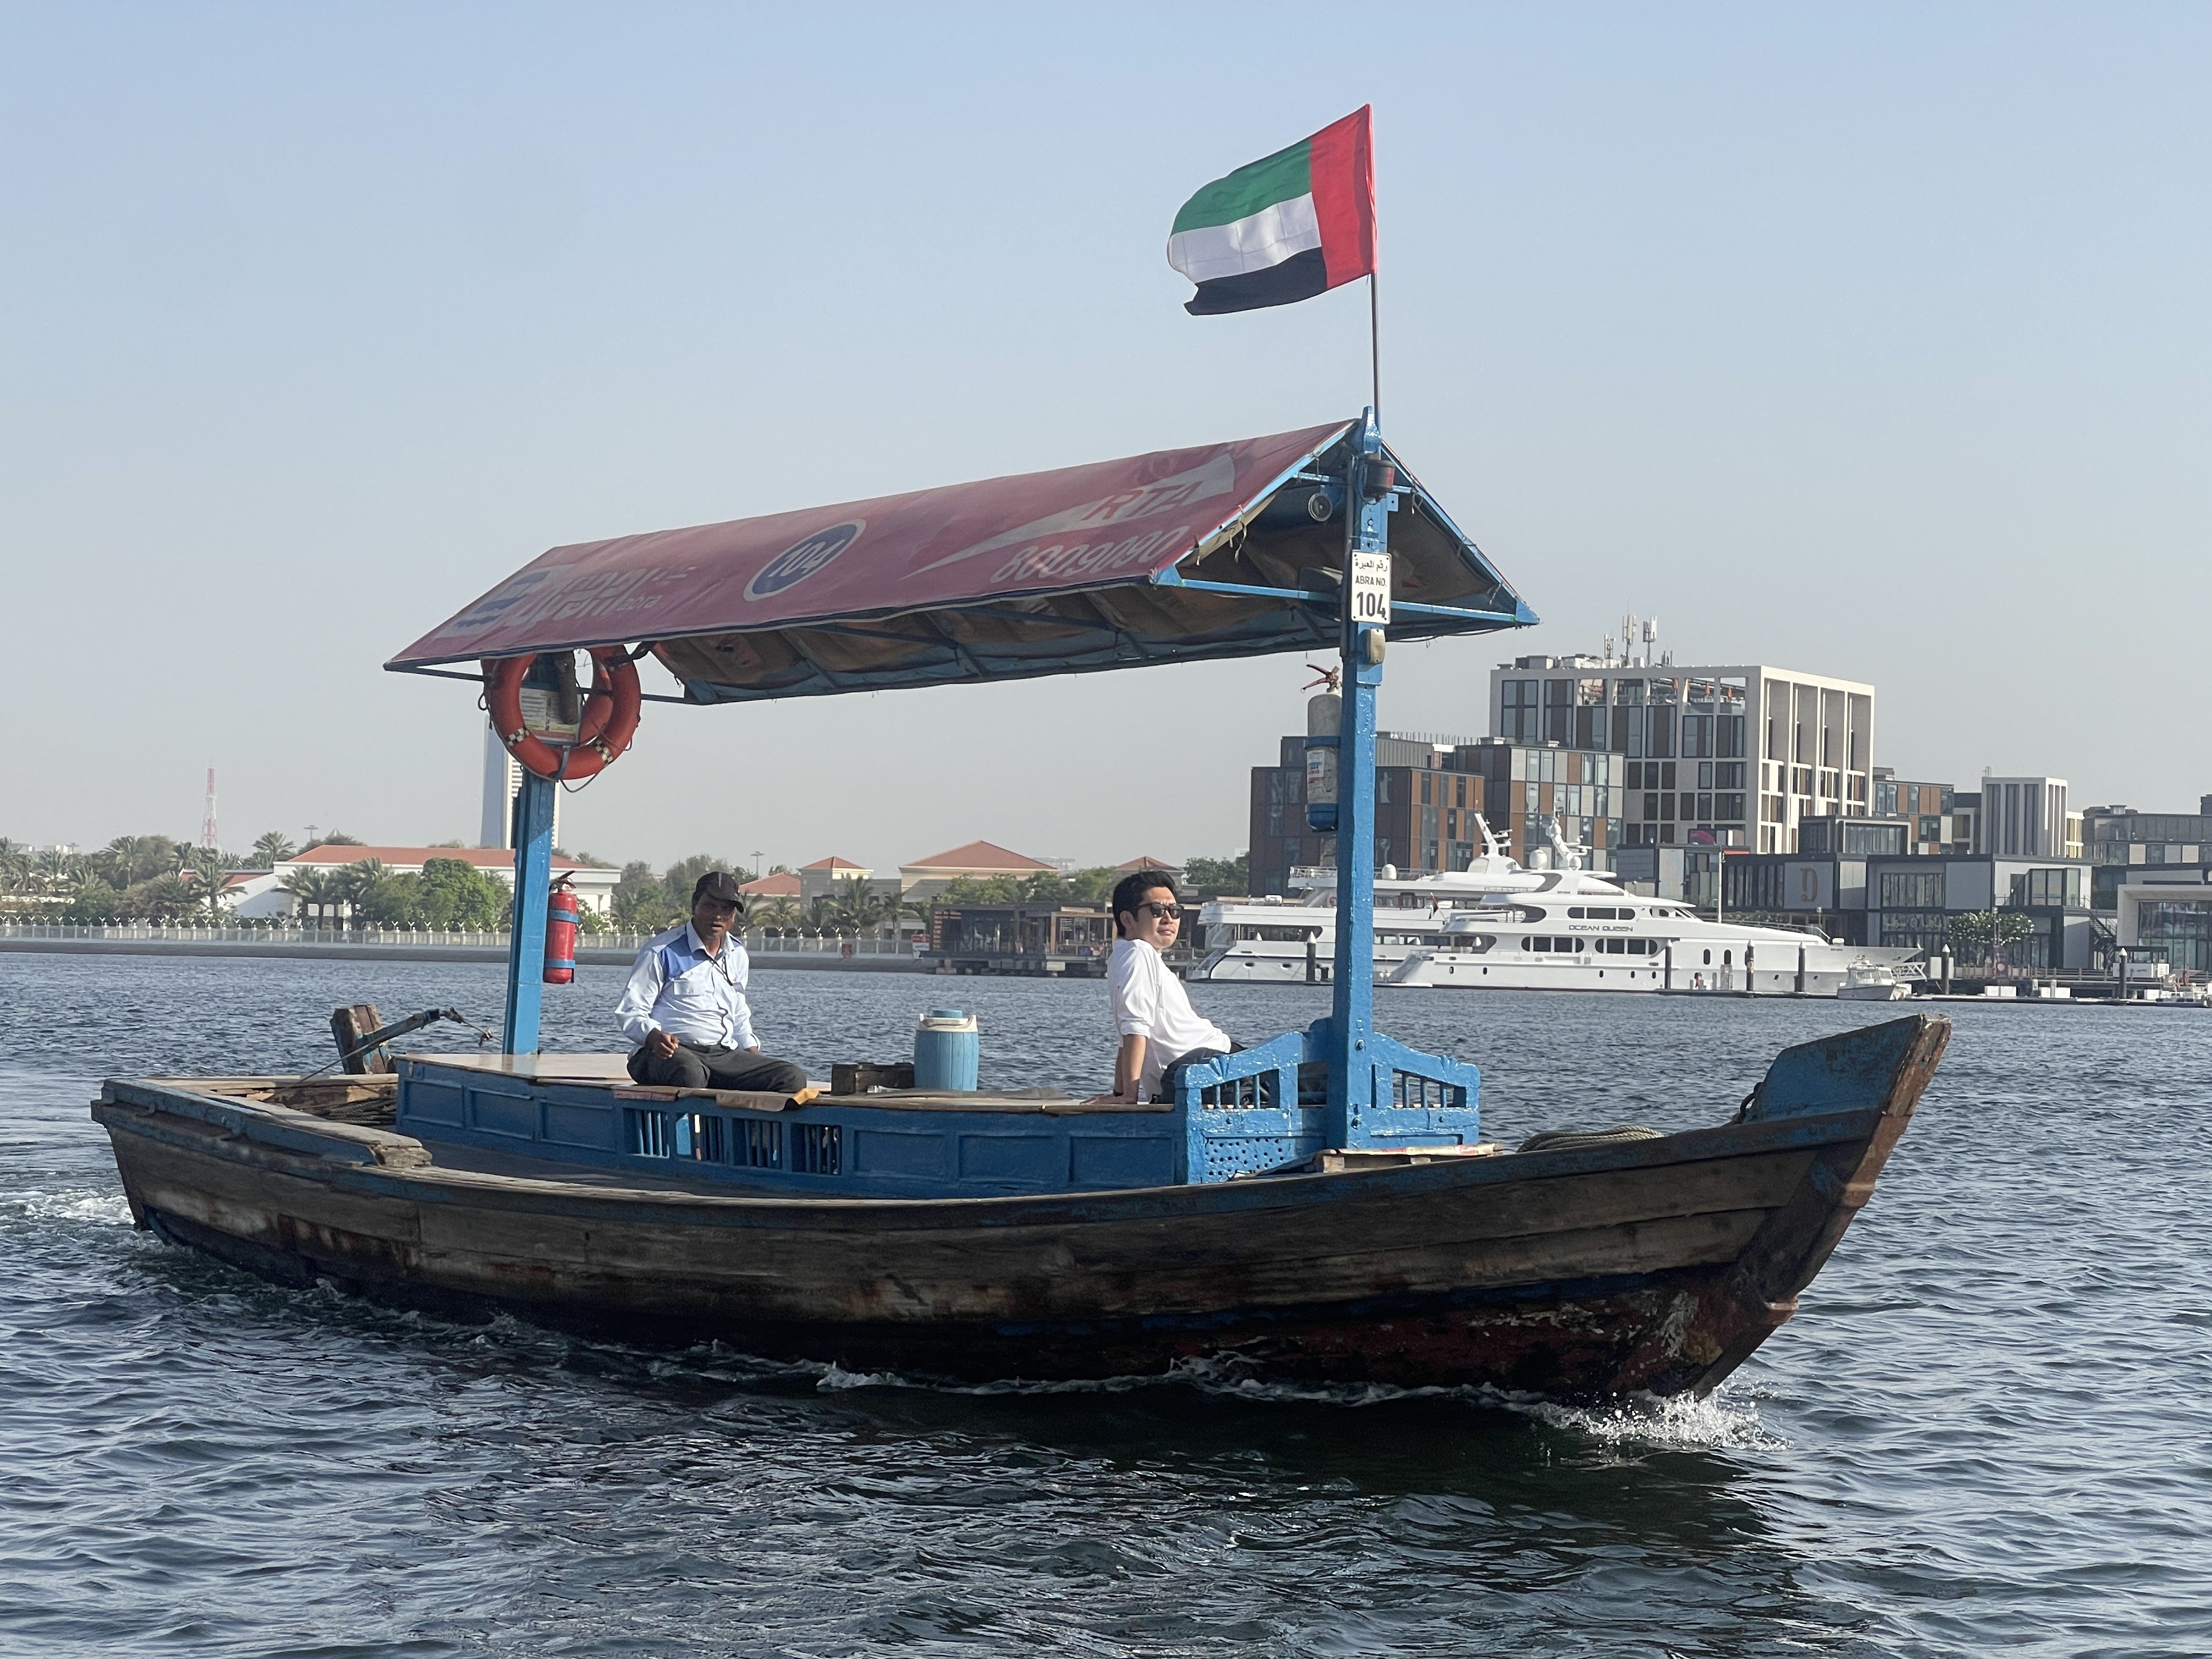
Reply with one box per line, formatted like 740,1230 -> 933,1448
4,3 -> 2207,872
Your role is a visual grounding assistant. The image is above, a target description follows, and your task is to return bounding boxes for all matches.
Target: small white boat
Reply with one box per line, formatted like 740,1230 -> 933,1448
1839,961 -> 1916,1002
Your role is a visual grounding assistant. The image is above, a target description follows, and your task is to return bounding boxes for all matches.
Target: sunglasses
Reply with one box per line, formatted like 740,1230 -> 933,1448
1139,902 -> 1182,920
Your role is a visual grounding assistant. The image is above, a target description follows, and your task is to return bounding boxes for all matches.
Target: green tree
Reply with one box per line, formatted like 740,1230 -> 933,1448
299,830 -> 364,854
756,898 -> 800,934
95,835 -> 183,889
659,854 -> 752,915
31,848 -> 84,900
1061,866 -> 1118,905
613,860 -> 679,931
833,874 -> 890,934
250,831 -> 296,868
334,859 -> 389,920
1182,854 -> 1249,899
1947,907 -> 2037,967
113,875 -> 198,921
178,846 -> 231,920
353,870 -> 423,928
940,874 -> 1024,905
416,858 -> 510,930
62,879 -> 120,923
282,868 -> 343,926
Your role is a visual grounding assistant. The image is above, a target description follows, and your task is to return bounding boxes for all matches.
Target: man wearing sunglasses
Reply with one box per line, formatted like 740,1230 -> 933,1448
1107,871 -> 1232,1104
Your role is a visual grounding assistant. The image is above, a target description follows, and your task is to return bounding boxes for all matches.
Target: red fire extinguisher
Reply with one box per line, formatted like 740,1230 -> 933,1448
543,880 -> 579,985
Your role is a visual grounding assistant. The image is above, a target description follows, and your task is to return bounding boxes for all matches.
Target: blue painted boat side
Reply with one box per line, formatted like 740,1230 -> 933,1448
389,1013 -> 1924,1203
392,1042 -> 1483,1201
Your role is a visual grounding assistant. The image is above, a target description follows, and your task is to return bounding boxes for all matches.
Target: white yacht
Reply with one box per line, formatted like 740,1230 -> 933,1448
1196,818 -> 1918,997
1194,818 -> 1548,984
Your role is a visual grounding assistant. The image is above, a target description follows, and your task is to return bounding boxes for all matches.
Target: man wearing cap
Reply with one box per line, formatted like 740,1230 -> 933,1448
616,871 -> 809,1095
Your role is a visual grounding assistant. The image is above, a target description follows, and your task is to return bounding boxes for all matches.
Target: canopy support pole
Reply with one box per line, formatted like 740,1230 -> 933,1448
503,756 -> 556,1057
1323,408 -> 1388,1145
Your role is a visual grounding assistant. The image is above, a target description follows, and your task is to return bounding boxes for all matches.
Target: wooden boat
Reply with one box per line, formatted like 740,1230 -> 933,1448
94,411 -> 1952,1399
92,1013 -> 1946,1396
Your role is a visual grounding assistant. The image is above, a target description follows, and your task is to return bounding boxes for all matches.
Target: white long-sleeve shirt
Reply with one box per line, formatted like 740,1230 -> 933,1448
615,922 -> 758,1050
1107,937 -> 1229,1098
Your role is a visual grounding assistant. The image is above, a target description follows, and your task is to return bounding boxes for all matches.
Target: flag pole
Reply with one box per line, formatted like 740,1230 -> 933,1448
1368,271 -> 1380,422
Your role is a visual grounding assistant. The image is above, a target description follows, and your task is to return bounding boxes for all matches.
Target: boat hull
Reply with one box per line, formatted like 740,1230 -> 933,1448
92,1016 -> 1947,1399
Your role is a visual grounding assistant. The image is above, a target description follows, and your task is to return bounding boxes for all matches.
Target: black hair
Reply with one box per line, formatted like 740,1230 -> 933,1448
1111,871 -> 1179,937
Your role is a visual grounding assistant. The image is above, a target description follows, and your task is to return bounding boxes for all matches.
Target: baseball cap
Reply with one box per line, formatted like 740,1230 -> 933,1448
693,871 -> 747,906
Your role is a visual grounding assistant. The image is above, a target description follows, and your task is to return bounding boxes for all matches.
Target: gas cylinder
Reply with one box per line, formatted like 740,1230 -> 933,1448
543,883 -> 579,984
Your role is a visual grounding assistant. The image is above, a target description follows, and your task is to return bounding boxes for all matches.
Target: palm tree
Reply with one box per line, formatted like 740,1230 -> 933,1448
96,835 -> 178,888
251,831 -> 296,869
832,875 -> 889,936
756,898 -> 799,935
179,846 -> 229,921
134,876 -> 198,923
282,868 -> 340,928
328,859 -> 389,929
802,895 -> 839,937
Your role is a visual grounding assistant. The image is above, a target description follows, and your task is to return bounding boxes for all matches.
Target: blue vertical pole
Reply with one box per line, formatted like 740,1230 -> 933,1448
504,766 -> 555,1055
1325,407 -> 1388,1146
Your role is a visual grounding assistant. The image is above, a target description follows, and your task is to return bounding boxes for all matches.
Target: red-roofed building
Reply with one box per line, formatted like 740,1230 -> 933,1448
1116,855 -> 1184,877
898,840 -> 1055,899
739,871 -> 802,900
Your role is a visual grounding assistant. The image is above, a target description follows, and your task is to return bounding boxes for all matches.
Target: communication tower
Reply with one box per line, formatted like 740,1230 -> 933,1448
201,766 -> 219,852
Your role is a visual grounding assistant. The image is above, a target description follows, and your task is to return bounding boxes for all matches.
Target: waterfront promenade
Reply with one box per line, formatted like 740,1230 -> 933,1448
0,922 -> 930,972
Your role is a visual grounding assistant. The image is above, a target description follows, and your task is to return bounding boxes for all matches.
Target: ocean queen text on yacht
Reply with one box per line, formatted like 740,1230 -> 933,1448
1195,818 -> 1920,997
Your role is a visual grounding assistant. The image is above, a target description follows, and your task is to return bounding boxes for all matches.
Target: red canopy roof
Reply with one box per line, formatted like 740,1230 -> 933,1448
389,419 -> 1533,702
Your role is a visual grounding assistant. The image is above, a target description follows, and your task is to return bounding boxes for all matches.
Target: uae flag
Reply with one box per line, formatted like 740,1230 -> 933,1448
1167,107 -> 1376,316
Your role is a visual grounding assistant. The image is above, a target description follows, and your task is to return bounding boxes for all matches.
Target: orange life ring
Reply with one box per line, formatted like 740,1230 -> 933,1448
483,649 -> 642,782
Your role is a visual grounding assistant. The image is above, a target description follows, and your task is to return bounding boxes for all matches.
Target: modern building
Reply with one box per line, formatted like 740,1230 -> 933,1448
1248,727 -> 1622,899
1871,769 -> 1965,855
2082,798 -> 2212,911
1718,843 -> 2097,969
1487,656 -> 1875,854
1974,776 -> 2074,860
480,727 -> 560,852
2115,870 -> 2212,975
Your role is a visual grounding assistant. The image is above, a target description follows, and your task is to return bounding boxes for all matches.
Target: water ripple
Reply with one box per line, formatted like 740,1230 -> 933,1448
2,954 -> 2208,1656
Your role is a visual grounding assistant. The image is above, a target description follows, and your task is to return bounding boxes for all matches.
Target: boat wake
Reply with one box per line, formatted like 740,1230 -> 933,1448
813,1353 -> 1780,1448
5,1185 -> 134,1227
1528,1388 -> 1782,1452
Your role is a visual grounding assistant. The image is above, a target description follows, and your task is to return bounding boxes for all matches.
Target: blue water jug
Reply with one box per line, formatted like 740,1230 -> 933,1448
914,1009 -> 980,1091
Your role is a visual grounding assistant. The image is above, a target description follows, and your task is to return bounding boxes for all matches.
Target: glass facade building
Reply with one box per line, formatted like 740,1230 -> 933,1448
1490,657 -> 1874,855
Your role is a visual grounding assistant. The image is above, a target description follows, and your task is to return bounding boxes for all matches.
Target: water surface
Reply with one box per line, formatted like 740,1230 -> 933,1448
2,955 -> 2206,1656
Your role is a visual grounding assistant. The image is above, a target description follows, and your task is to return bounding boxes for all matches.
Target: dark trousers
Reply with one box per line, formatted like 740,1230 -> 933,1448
628,1041 -> 808,1096
1157,1042 -> 1237,1101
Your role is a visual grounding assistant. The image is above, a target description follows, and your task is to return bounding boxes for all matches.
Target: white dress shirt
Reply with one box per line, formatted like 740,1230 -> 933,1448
615,922 -> 758,1050
1107,937 -> 1229,1098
